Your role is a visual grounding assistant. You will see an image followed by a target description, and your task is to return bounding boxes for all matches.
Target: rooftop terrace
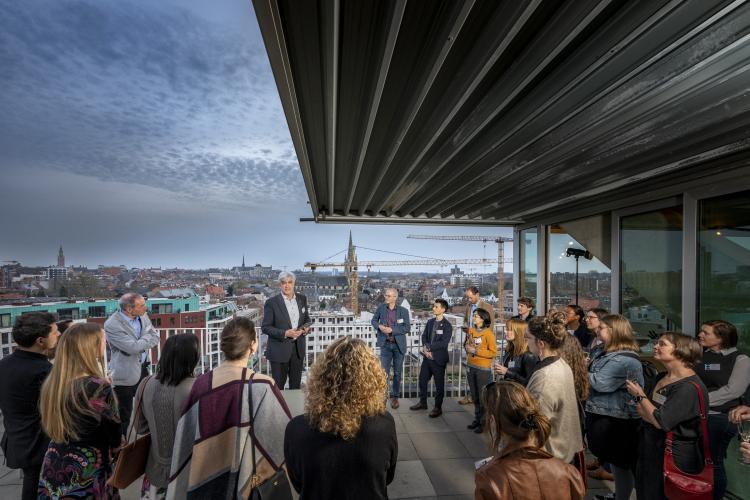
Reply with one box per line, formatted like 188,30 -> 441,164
1,392 -> 617,499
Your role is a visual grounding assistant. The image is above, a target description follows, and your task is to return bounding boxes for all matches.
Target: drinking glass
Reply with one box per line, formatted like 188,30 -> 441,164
738,420 -> 750,465
626,369 -> 640,405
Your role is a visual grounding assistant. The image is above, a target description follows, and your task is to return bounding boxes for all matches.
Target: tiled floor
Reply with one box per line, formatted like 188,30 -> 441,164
1,396 -> 616,499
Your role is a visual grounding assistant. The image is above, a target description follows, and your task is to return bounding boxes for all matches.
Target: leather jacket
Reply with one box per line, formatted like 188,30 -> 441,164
475,445 -> 585,500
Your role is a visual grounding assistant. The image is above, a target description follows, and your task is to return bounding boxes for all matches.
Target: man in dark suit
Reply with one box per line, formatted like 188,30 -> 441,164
0,312 -> 59,500
410,298 -> 453,417
262,271 -> 311,389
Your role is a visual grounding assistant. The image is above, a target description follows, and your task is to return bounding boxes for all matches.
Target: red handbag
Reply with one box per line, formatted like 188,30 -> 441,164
663,380 -> 713,500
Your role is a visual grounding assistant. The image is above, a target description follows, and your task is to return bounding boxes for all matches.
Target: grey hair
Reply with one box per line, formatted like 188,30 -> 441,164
278,271 -> 296,283
119,292 -> 142,310
385,287 -> 398,296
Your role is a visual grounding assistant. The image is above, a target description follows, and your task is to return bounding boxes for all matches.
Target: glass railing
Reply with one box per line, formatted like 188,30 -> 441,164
120,325 -> 508,400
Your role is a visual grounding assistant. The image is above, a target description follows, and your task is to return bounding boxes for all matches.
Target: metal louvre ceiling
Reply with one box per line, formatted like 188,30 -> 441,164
253,0 -> 750,225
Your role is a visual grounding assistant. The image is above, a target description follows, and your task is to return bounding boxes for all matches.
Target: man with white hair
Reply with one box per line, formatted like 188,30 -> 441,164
104,292 -> 160,434
371,288 -> 410,409
262,271 -> 311,389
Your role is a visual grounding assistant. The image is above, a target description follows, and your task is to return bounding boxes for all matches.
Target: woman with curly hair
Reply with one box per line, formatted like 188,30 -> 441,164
284,337 -> 397,500
475,381 -> 585,500
525,311 -> 584,465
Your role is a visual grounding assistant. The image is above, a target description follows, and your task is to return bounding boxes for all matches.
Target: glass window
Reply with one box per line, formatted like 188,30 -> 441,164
620,205 -> 683,340
57,308 -> 80,320
88,306 -> 106,317
519,228 -> 538,307
0,313 -> 10,328
698,190 -> 750,355
548,215 -> 612,312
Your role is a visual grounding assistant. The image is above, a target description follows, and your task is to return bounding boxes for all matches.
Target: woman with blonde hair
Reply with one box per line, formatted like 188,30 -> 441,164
284,337 -> 397,499
493,319 -> 538,386
38,323 -> 122,499
585,314 -> 644,500
475,381 -> 585,499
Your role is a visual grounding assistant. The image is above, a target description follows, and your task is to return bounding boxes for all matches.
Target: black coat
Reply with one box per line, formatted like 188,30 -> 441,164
0,350 -> 52,468
262,293 -> 311,363
420,317 -> 453,366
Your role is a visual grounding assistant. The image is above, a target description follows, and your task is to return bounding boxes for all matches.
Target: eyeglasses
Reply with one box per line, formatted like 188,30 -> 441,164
585,315 -> 598,319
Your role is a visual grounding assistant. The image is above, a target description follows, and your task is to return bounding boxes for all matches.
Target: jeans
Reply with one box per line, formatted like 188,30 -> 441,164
707,412 -> 738,500
467,367 -> 491,424
380,343 -> 404,398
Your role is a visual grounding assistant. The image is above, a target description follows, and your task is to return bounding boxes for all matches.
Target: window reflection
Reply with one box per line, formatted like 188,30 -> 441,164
620,206 -> 683,341
698,190 -> 750,355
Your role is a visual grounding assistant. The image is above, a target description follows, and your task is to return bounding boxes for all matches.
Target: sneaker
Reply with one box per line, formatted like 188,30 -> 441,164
473,425 -> 483,434
458,395 -> 473,405
429,408 -> 442,418
410,402 -> 428,411
467,421 -> 480,430
390,398 -> 400,409
588,468 -> 614,481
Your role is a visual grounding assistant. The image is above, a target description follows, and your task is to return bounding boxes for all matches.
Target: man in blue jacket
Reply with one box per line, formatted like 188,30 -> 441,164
371,288 -> 410,409
410,298 -> 453,417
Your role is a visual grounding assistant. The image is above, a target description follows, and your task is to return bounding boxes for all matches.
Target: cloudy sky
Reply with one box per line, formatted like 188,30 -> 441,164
0,0 -> 517,272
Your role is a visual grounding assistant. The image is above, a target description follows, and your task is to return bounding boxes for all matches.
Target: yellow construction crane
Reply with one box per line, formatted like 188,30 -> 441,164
305,257 -> 502,315
407,234 -> 513,318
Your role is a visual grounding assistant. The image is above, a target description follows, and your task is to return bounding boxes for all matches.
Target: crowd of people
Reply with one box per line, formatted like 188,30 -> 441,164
0,275 -> 749,499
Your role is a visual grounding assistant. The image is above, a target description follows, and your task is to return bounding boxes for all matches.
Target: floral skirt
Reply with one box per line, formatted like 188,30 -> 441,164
38,443 -> 119,499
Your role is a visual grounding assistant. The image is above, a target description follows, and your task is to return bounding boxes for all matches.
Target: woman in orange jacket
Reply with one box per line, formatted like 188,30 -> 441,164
465,307 -> 496,433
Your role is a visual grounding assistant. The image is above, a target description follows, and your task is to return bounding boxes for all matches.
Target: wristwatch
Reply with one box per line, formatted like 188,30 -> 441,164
634,395 -> 645,403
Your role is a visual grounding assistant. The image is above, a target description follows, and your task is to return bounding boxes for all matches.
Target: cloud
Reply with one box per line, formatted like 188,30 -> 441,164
0,0 -> 304,208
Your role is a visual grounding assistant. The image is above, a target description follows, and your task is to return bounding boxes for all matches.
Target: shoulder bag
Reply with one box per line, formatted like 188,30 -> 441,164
663,380 -> 713,500
248,374 -> 293,500
108,375 -> 152,489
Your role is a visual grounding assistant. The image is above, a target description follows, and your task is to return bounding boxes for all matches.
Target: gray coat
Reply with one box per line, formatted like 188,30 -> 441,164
104,311 -> 160,386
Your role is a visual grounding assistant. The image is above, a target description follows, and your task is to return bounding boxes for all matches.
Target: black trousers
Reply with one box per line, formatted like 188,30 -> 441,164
467,367 -> 491,424
113,361 -> 150,435
418,358 -> 447,409
270,354 -> 303,390
21,464 -> 42,500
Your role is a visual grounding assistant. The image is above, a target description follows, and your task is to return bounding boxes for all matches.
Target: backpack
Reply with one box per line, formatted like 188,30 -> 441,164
619,351 -> 660,397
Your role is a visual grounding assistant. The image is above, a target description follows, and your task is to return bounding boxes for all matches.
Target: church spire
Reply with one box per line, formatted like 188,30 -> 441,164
242,254 -> 245,269
57,245 -> 65,267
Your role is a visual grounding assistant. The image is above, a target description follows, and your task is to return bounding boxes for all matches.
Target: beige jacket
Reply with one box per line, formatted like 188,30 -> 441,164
526,357 -> 583,463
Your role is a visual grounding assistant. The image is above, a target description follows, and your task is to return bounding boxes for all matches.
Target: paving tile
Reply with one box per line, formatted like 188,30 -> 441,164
390,413 -> 407,434
397,433 -> 418,461
439,398 -> 465,413
441,410 -> 474,432
410,432 -> 470,460
388,460 -> 436,499
421,458 -> 477,496
400,413 -> 452,434
453,431 -> 492,459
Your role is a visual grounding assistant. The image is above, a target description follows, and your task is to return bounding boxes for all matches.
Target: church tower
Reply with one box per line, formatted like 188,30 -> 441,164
57,245 -> 65,267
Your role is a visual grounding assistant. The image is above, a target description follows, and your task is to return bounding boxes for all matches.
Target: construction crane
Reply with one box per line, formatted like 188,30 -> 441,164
407,234 -> 513,319
305,257 -> 503,315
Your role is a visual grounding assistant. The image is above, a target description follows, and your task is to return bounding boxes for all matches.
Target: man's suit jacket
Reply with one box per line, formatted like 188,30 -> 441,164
262,293 -> 311,363
463,300 -> 495,333
371,303 -> 410,354
0,350 -> 51,468
104,311 -> 160,386
421,317 -> 453,366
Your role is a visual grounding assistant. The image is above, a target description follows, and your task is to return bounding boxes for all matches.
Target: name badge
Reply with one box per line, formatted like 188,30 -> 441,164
705,363 -> 721,371
508,361 -> 516,369
397,318 -> 404,324
474,337 -> 482,345
653,393 -> 667,405
436,330 -> 444,336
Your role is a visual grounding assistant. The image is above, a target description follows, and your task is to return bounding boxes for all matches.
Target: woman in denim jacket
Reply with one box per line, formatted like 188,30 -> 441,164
585,315 -> 643,500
